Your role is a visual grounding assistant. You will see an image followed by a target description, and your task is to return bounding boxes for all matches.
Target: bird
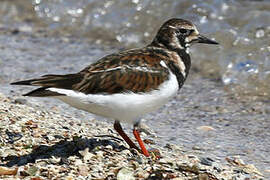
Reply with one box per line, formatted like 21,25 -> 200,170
11,18 -> 218,157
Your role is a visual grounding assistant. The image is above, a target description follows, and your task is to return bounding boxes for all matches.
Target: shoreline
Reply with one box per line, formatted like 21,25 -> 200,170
0,93 -> 263,179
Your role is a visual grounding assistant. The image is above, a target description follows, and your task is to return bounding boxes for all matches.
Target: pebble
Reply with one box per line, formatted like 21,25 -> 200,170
105,145 -> 113,150
200,157 -> 214,166
78,165 -> 89,176
117,167 -> 135,180
136,168 -> 149,179
96,151 -> 104,158
26,166 -> 38,176
192,145 -> 204,151
14,98 -> 27,104
0,166 -> 18,176
50,156 -> 61,164
255,29 -> 265,38
79,148 -> 94,162
74,159 -> 83,166
197,125 -> 215,132
159,157 -> 174,165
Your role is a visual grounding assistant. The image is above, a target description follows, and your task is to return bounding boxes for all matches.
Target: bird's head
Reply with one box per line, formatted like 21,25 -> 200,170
152,18 -> 218,52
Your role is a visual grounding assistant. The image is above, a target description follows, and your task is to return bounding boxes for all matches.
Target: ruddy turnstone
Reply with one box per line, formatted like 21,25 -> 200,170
11,18 -> 218,157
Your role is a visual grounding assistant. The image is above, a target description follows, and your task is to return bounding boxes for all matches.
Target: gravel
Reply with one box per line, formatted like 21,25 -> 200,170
0,93 -> 264,179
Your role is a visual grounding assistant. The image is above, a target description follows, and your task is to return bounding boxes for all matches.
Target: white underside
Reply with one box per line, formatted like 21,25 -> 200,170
48,71 -> 179,124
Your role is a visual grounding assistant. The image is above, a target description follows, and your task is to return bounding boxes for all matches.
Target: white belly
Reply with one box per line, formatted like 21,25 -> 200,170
49,71 -> 179,124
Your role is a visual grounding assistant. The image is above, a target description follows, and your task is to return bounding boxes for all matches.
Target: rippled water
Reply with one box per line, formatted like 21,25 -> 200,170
0,0 -> 269,177
1,0 -> 269,96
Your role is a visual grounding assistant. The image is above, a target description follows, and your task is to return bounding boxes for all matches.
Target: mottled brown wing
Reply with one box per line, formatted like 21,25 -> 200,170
11,49 -> 170,95
74,53 -> 170,94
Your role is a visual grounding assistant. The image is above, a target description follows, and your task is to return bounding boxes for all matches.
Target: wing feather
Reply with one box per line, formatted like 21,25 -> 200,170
11,50 -> 170,96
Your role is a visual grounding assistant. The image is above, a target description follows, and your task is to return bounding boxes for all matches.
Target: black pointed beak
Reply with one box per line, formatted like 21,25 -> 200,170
198,35 -> 219,45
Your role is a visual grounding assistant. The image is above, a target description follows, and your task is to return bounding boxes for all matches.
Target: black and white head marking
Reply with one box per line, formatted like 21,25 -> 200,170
168,23 -> 200,54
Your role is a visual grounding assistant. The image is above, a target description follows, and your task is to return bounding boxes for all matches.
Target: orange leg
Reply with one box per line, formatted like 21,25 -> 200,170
133,127 -> 150,157
113,121 -> 140,152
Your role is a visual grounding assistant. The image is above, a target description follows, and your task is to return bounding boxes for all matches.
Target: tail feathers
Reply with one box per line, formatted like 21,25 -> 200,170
11,79 -> 35,85
11,73 -> 82,97
11,73 -> 82,89
23,87 -> 65,97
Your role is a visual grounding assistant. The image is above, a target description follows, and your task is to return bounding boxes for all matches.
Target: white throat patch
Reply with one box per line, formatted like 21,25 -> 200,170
185,44 -> 190,54
185,47 -> 190,54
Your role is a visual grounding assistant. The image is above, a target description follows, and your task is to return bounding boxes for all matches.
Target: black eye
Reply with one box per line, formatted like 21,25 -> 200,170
178,29 -> 194,36
179,29 -> 188,34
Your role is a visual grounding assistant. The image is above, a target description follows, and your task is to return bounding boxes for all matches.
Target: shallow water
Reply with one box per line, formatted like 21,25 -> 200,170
1,0 -> 269,96
0,0 -> 269,177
